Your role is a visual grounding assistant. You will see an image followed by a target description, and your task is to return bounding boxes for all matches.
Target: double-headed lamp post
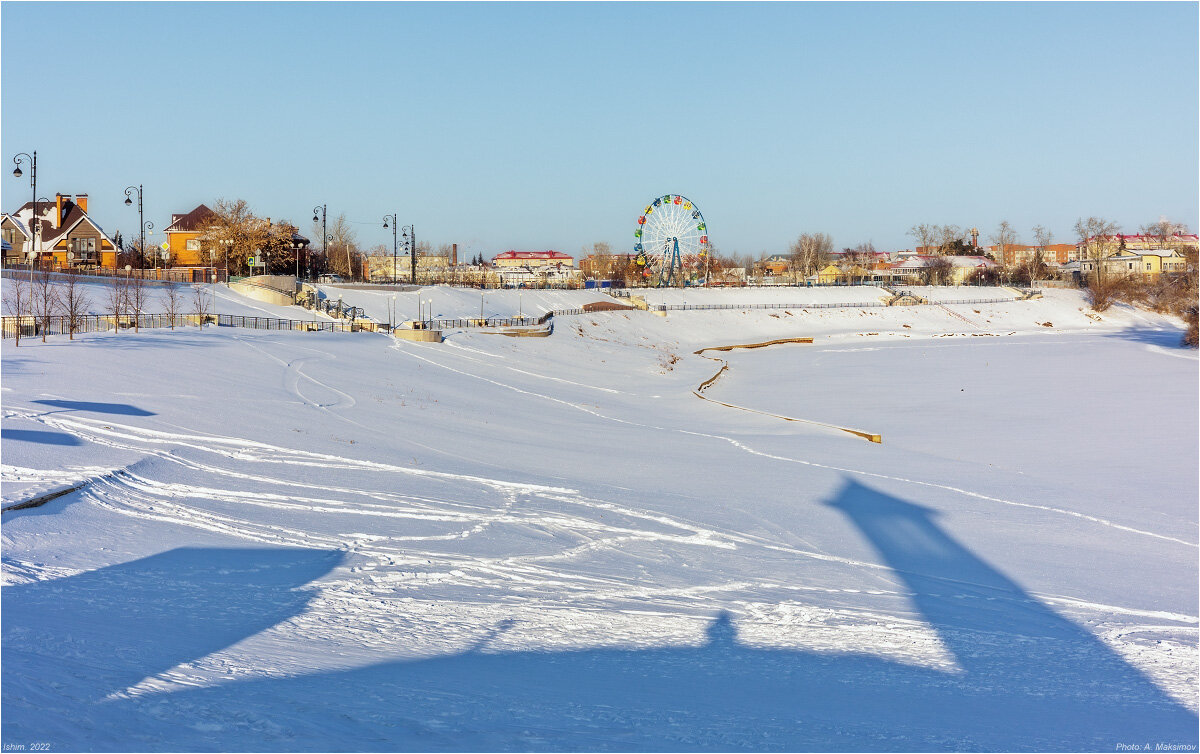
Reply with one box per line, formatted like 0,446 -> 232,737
382,214 -> 398,285
291,239 -> 307,279
312,204 -> 327,277
11,151 -> 37,274
219,238 -> 234,282
124,185 -> 153,271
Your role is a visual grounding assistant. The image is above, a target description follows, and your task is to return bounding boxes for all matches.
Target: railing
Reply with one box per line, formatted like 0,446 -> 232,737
312,297 -> 366,320
650,301 -> 888,311
0,265 -> 224,284
216,315 -> 360,332
929,297 -> 1016,305
422,310 -> 573,330
2,314 -> 214,338
1,313 -> 362,338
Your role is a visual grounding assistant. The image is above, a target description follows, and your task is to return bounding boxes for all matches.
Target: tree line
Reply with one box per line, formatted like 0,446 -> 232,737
2,267 -> 214,346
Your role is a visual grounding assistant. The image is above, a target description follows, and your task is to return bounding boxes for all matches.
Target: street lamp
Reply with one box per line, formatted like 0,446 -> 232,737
124,185 -> 153,271
389,294 -> 396,330
11,151 -> 37,278
383,214 -> 398,286
219,238 -> 234,282
312,204 -> 328,278
400,225 -> 416,283
291,239 -> 307,279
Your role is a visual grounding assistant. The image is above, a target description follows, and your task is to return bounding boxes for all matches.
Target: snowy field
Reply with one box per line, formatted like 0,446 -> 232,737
2,282 -> 1197,751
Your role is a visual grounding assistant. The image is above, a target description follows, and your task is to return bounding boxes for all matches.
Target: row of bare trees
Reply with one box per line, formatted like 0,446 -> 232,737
3,270 -> 213,345
3,270 -> 92,345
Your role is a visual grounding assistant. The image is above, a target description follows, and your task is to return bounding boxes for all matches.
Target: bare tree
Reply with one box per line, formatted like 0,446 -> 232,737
126,274 -> 149,333
192,284 -> 212,328
1030,224 -> 1054,281
59,268 -> 91,340
31,268 -> 59,342
843,242 -> 878,284
106,271 -> 128,334
936,224 -> 964,256
920,255 -> 955,286
989,220 -> 1017,267
321,214 -> 360,280
1139,217 -> 1190,250
3,275 -> 30,346
788,232 -> 834,278
1074,216 -> 1122,308
907,224 -> 937,256
164,283 -> 183,329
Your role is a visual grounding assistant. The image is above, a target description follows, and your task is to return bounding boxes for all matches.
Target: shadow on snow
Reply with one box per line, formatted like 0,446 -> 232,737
2,481 -> 1195,751
32,399 -> 156,416
0,428 -> 83,446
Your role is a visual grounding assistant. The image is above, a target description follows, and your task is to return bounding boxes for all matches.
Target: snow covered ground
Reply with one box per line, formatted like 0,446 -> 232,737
2,282 -> 1196,751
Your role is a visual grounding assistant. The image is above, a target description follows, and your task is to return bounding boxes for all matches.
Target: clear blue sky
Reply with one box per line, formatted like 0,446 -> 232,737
3,2 -> 1197,259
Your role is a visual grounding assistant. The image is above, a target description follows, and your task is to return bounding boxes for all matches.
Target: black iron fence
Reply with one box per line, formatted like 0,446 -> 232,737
422,310 -> 573,330
0,313 -> 369,339
928,297 -> 1016,305
651,301 -> 887,311
1,265 -> 224,284
647,296 -> 1015,312
2,314 -> 213,338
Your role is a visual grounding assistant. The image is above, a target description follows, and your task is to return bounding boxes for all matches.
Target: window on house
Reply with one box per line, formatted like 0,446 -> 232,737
186,239 -> 200,252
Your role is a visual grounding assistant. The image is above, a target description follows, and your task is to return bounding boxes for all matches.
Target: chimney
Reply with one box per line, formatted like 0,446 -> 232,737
451,243 -> 458,266
76,193 -> 88,214
56,194 -> 67,229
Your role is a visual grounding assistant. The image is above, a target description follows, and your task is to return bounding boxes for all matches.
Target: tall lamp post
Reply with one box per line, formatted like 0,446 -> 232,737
11,151 -> 37,277
382,214 -> 398,285
401,225 -> 416,284
312,204 -> 327,278
124,185 -> 153,272
220,238 -> 233,282
291,239 -> 307,279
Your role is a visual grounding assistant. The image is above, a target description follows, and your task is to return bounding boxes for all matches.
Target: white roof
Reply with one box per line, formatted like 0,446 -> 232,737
2,213 -> 29,237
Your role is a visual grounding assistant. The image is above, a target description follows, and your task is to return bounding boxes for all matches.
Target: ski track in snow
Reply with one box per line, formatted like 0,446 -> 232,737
10,401 -> 1184,645
391,339 -> 1198,549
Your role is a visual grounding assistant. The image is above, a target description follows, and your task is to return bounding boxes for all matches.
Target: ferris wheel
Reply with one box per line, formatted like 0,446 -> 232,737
634,194 -> 710,286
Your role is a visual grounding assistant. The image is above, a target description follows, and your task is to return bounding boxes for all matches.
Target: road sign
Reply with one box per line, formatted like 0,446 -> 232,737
161,250 -> 169,260
160,242 -> 169,251
66,252 -> 74,262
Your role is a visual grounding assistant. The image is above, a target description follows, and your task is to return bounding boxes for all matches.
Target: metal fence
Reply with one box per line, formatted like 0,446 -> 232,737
928,297 -> 1016,305
651,301 -> 887,312
2,314 -> 212,338
423,310 -> 574,330
216,314 -> 362,332
647,296 -> 1016,312
1,265 -> 224,284
0,313 -> 366,339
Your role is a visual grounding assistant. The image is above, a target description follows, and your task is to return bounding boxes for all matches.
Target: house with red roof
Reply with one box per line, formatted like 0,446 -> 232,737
4,193 -> 118,269
163,204 -> 218,266
491,250 -> 577,287
491,250 -> 574,269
